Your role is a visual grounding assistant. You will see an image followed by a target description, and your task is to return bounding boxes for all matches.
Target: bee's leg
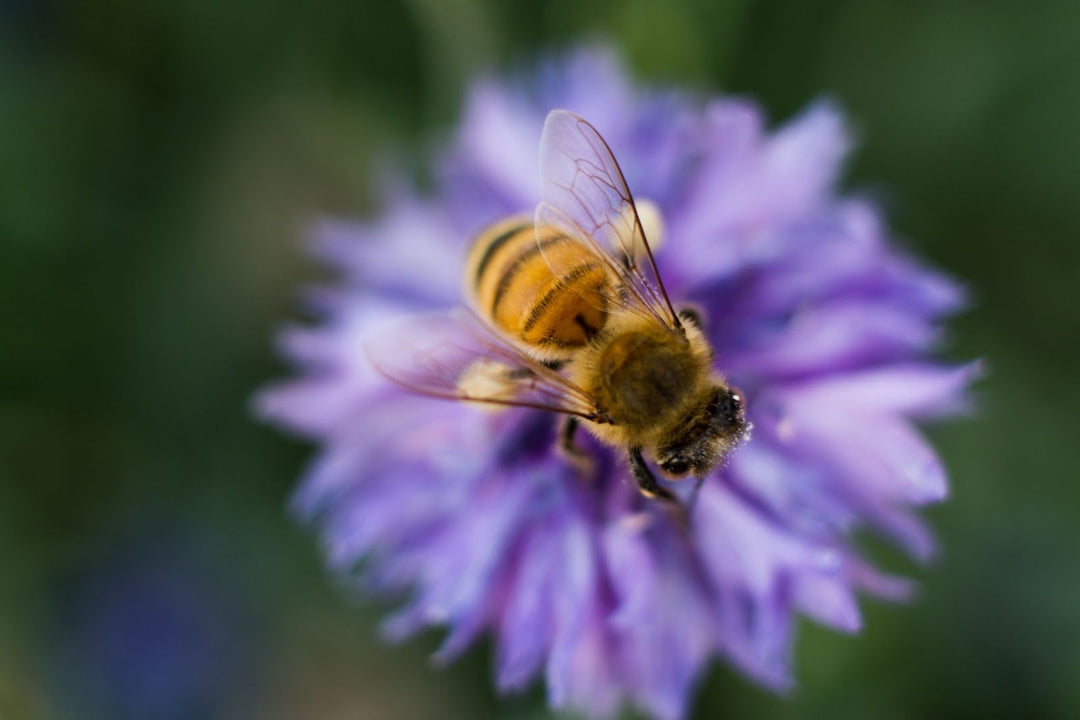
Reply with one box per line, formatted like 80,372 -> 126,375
559,416 -> 596,479
628,448 -> 688,527
677,306 -> 704,328
507,360 -> 563,382
559,416 -> 584,457
628,448 -> 677,503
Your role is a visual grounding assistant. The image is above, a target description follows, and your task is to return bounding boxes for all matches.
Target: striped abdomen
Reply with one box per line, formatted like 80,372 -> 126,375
465,216 -> 611,357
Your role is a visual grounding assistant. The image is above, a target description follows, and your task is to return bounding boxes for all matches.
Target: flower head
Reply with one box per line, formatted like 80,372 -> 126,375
257,47 -> 976,720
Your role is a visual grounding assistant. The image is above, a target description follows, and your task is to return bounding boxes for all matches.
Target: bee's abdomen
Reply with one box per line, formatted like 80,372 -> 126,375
466,217 -> 609,355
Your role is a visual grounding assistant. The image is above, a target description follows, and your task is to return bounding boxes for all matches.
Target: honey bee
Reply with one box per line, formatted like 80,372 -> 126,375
368,110 -> 750,514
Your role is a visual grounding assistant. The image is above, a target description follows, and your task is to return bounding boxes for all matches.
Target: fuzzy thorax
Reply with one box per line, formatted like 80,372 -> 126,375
569,314 -> 714,449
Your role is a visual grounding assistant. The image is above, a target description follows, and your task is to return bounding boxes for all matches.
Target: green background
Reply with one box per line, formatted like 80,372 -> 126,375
2,0 -> 1078,717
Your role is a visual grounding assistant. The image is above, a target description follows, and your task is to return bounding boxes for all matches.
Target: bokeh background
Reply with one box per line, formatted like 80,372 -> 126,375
2,0 -> 1078,718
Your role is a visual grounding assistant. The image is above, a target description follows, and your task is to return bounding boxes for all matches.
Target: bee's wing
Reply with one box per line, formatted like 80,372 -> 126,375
365,308 -> 602,419
537,109 -> 680,329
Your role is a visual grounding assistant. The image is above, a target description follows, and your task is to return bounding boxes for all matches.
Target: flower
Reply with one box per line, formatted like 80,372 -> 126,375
256,47 -> 977,720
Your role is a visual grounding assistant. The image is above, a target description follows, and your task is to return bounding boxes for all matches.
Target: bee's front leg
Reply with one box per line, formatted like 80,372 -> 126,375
559,417 -> 596,481
561,414 -> 578,453
559,416 -> 585,457
629,448 -> 688,528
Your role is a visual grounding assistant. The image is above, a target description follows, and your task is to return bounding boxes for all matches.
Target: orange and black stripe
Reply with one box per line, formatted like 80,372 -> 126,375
465,216 -> 611,355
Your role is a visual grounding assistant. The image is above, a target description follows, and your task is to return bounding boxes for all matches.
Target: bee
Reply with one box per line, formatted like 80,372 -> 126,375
368,110 -> 750,515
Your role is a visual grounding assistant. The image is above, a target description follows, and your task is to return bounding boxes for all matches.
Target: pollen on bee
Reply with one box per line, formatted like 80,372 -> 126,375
632,198 -> 665,253
457,359 -> 521,410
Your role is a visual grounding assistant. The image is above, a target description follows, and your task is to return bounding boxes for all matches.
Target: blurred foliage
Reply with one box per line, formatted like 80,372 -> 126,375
1,0 -> 1078,718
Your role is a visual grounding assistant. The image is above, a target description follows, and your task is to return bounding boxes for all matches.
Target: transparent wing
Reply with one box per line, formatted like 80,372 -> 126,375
538,109 -> 680,329
364,308 -> 603,420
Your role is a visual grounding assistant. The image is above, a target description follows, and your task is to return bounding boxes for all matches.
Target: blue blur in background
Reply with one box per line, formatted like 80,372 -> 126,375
1,1 -> 1078,718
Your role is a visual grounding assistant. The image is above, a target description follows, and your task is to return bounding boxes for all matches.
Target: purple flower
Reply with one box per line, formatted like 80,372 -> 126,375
257,47 -> 977,720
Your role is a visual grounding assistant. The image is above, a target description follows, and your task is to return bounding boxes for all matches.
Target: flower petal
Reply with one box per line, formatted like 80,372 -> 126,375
604,517 -> 712,720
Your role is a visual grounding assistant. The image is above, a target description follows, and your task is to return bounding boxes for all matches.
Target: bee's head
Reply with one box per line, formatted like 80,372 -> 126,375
655,385 -> 750,479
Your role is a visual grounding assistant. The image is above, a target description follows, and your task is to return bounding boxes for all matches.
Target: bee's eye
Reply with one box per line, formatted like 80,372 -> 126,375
711,389 -> 743,421
661,459 -> 690,476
